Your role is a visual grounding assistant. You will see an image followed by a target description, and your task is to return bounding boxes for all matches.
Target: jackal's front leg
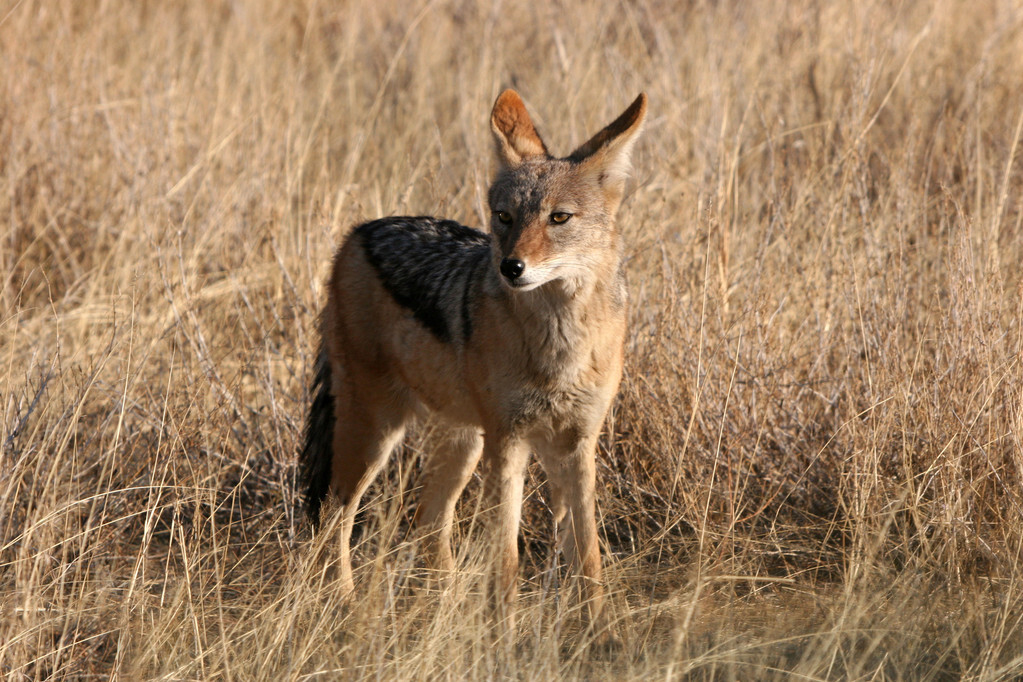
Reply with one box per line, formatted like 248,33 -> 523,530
538,434 -> 607,630
480,435 -> 530,629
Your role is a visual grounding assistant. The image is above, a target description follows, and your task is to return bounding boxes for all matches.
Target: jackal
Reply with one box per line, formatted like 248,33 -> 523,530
301,89 -> 646,632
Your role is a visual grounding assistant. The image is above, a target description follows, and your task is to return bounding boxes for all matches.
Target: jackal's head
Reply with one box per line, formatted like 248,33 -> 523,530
487,89 -> 646,293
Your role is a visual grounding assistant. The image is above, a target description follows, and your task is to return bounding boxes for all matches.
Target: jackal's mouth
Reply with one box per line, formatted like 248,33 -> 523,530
499,271 -> 548,292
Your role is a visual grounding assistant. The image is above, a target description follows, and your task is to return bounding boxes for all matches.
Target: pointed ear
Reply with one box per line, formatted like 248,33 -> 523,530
490,89 -> 549,168
569,93 -> 647,195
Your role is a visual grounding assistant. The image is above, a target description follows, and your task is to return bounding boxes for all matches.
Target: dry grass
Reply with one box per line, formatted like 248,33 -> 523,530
3,0 -> 1023,678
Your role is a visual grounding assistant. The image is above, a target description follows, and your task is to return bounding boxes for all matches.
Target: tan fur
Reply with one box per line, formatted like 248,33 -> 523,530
311,89 -> 647,637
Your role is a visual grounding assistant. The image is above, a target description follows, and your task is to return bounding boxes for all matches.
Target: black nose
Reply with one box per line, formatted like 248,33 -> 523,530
500,258 -> 525,281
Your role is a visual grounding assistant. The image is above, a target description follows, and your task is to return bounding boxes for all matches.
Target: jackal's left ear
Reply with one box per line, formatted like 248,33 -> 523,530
569,93 -> 647,197
491,89 -> 549,168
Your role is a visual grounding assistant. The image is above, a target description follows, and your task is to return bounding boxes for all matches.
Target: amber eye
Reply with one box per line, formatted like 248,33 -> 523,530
495,211 -> 513,225
550,212 -> 572,224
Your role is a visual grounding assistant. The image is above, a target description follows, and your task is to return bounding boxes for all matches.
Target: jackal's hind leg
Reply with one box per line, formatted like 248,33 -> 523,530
327,376 -> 410,595
414,424 -> 484,575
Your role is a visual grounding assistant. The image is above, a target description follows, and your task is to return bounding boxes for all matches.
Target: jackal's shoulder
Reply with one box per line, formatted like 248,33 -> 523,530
349,216 -> 491,343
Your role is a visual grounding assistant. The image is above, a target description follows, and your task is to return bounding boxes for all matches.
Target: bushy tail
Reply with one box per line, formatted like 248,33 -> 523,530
300,348 -> 335,525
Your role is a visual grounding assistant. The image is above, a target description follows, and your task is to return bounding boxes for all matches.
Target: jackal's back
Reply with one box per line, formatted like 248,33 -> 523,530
354,217 -> 491,344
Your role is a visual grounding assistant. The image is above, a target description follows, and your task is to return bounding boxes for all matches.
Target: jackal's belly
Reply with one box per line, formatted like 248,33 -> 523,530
384,316 -> 481,425
384,317 -> 615,434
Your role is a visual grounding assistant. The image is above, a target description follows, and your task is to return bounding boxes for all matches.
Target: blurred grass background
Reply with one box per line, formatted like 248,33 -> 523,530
2,0 -> 1022,678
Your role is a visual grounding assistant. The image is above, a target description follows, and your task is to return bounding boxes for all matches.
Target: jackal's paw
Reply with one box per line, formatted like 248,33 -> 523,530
588,629 -> 624,660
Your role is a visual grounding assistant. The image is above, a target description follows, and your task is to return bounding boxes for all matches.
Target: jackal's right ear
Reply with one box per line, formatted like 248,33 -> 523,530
491,90 -> 549,168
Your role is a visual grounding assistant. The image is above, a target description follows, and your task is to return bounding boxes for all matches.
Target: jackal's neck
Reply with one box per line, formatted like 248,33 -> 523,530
498,247 -> 626,357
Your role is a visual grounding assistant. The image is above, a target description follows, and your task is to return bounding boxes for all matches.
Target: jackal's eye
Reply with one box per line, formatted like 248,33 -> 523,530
550,212 -> 572,224
495,211 -> 513,225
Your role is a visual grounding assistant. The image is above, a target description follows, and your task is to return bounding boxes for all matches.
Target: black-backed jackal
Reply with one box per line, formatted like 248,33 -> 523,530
301,89 -> 646,635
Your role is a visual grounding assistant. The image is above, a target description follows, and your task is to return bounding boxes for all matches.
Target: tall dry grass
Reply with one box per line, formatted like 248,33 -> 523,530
2,0 -> 1022,678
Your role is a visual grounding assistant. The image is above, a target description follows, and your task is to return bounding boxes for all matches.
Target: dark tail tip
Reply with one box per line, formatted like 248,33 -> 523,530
300,349 -> 335,526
